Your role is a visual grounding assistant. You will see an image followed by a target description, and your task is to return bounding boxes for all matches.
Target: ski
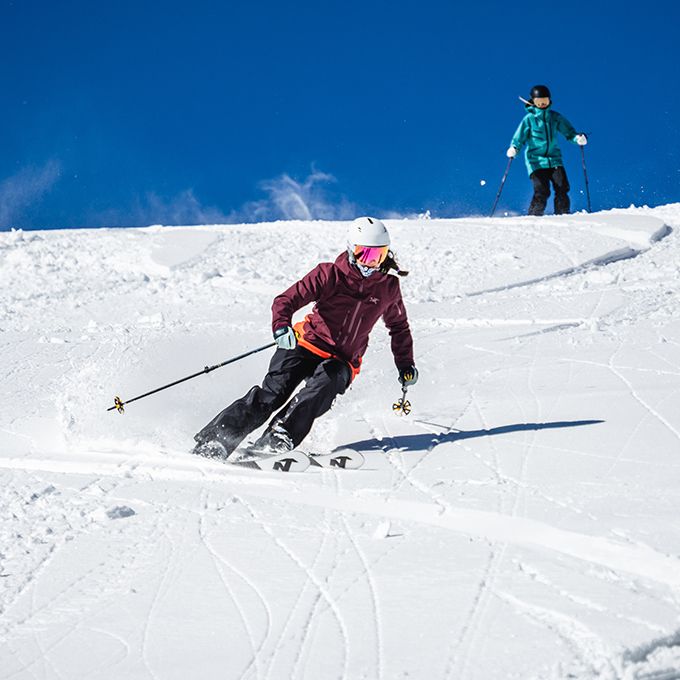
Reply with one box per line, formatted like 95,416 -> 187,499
191,442 -> 364,473
191,441 -> 311,473
307,448 -> 365,470
228,449 -> 311,473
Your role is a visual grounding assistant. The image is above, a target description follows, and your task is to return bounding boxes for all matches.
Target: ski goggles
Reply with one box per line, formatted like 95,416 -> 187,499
353,244 -> 389,268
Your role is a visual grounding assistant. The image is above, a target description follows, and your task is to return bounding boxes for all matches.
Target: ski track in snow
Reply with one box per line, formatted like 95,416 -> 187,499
238,492 -> 350,680
197,490 -> 265,680
335,488 -> 384,680
2,208 -> 680,679
283,473 -> 347,680
261,517 -> 329,679
447,387 -> 513,680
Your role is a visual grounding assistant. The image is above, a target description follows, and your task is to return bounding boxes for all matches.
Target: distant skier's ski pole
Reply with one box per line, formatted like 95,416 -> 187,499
392,386 -> 411,416
580,145 -> 592,213
490,157 -> 513,217
108,341 -> 276,413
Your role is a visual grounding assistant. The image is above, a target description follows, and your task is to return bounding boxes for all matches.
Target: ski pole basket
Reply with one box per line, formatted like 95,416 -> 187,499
393,386 -> 411,416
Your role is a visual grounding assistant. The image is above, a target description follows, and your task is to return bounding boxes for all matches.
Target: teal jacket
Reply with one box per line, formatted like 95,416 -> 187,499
511,105 -> 579,175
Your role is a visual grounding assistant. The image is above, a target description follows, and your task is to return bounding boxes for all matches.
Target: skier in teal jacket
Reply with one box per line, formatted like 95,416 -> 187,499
507,85 -> 587,216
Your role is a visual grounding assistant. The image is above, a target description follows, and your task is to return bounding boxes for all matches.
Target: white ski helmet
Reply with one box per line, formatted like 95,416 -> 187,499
346,217 -> 391,276
347,216 -> 390,249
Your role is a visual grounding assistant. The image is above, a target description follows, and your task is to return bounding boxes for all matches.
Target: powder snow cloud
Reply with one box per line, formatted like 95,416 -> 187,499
0,161 -> 61,230
232,169 -> 358,223
93,169 -> 359,227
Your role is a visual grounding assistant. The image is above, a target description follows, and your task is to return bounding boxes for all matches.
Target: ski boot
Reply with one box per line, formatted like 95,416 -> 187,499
252,423 -> 295,455
231,423 -> 295,463
191,439 -> 230,461
191,426 -> 239,461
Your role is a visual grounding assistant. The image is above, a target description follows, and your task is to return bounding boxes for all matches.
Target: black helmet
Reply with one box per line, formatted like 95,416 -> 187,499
530,84 -> 551,100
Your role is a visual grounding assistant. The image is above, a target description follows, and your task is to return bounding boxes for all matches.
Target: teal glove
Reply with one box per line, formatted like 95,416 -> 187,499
273,326 -> 297,350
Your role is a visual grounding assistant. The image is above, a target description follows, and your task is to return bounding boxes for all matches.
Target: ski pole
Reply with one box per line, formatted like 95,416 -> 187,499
392,385 -> 411,416
580,145 -> 592,213
490,157 -> 514,217
108,341 -> 276,413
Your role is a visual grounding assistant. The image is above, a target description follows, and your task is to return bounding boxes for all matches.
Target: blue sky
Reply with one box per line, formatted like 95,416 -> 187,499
1,0 -> 678,229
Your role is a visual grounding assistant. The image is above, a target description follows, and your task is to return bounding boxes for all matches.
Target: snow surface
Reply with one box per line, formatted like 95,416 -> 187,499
1,206 -> 680,679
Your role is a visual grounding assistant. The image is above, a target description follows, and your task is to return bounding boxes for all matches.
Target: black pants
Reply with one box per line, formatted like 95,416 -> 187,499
194,346 -> 351,453
528,166 -> 570,216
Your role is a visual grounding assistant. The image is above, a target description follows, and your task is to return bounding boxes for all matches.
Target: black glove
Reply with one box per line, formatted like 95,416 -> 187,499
398,366 -> 418,386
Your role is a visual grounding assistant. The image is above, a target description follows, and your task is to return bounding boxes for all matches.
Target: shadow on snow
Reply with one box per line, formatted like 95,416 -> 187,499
343,419 -> 605,453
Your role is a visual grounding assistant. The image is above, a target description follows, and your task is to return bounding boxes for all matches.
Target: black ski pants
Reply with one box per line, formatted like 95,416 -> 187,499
194,346 -> 351,453
528,166 -> 570,216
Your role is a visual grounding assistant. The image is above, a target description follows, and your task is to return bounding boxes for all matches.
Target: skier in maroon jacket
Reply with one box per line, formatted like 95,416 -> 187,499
193,217 -> 418,459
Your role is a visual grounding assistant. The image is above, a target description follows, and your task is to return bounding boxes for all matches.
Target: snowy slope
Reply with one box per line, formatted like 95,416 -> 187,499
1,206 -> 680,680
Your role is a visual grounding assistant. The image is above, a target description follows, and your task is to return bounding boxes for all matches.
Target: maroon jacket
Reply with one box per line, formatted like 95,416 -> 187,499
271,252 -> 414,373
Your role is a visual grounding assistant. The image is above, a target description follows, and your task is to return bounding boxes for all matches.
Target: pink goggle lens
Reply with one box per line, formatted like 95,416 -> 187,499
353,245 -> 388,267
